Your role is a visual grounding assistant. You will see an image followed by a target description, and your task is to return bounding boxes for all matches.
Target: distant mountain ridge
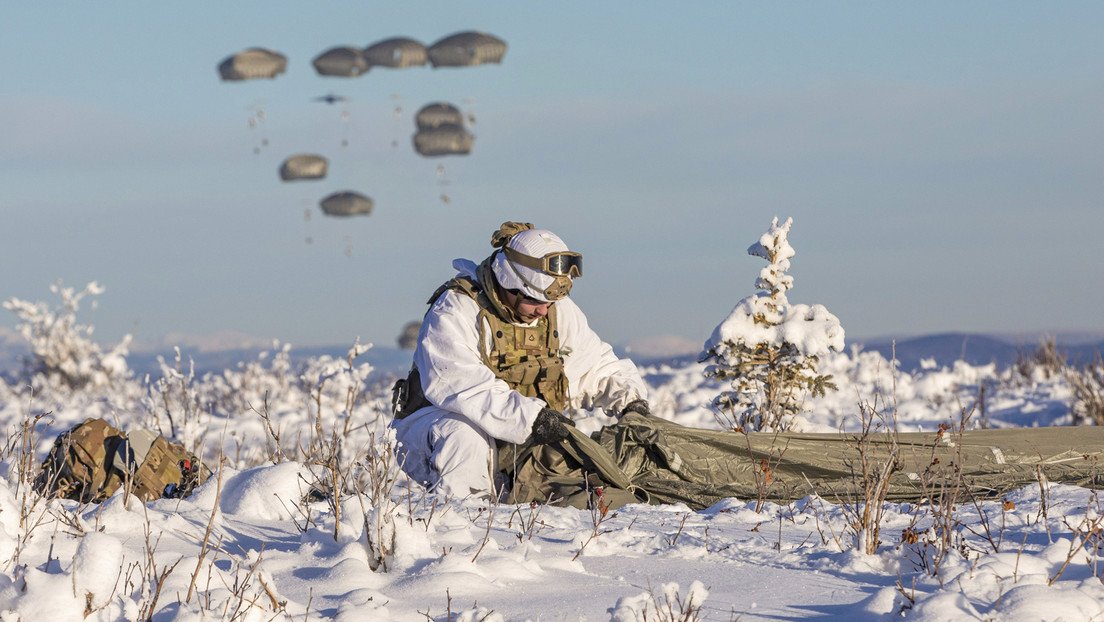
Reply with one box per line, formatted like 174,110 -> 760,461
622,332 -> 1104,372
1,332 -> 1101,380
848,332 -> 1104,372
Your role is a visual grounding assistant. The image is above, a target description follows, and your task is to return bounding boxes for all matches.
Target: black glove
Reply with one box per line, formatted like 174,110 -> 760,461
619,399 -> 651,418
530,407 -> 574,445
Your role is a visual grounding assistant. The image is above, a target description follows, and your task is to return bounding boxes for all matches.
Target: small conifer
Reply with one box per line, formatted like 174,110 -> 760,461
701,217 -> 844,431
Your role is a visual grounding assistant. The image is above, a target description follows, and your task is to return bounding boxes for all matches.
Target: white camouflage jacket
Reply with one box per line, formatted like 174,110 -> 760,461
411,259 -> 648,444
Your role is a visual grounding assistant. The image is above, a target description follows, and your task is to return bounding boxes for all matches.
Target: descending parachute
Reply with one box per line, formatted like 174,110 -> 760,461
427,31 -> 507,68
363,37 -> 428,68
415,102 -> 465,129
218,48 -> 287,81
279,154 -> 328,181
413,125 -> 474,157
413,102 -> 474,157
312,46 -> 369,77
397,321 -> 421,350
319,191 -> 373,217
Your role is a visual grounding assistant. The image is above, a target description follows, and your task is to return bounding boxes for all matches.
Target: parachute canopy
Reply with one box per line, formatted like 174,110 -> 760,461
312,46 -> 369,77
364,37 -> 428,68
413,102 -> 474,157
413,124 -> 475,157
397,321 -> 421,350
427,31 -> 507,68
218,48 -> 287,81
279,154 -> 328,182
319,191 -> 373,217
415,102 -> 465,129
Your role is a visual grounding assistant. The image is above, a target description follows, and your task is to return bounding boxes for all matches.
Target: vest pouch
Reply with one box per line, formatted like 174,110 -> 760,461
537,378 -> 566,411
516,359 -> 541,386
392,366 -> 433,420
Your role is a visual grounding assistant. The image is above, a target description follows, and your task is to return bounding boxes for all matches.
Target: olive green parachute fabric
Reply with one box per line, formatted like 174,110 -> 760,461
500,412 -> 1104,511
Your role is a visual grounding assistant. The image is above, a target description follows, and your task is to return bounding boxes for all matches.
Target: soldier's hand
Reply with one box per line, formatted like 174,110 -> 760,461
619,399 -> 651,418
530,407 -> 574,445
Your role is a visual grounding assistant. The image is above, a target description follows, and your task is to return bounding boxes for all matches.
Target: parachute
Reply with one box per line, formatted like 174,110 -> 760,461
413,125 -> 474,157
319,191 -> 373,217
428,31 -> 507,68
279,154 -> 328,181
415,102 -> 465,129
312,46 -> 369,77
364,37 -> 429,68
218,48 -> 287,81
502,412 -> 1104,511
413,102 -> 474,157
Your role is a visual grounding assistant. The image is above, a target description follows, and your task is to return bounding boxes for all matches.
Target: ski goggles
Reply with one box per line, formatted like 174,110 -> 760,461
503,246 -> 583,278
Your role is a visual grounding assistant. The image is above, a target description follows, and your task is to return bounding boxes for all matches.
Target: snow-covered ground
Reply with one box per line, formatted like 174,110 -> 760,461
0,336 -> 1101,621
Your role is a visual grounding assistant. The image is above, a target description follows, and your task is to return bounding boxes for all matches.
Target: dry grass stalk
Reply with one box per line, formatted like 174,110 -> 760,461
572,483 -> 616,561
186,457 -> 226,603
838,397 -> 900,555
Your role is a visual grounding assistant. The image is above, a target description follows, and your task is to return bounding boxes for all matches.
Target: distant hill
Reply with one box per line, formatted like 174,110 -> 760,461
1,342 -> 414,384
852,332 -> 1104,371
625,332 -> 1104,373
1,332 -> 1101,380
125,344 -> 415,381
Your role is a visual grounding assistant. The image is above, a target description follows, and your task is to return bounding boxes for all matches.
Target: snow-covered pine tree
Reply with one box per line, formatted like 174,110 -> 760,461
701,217 -> 845,431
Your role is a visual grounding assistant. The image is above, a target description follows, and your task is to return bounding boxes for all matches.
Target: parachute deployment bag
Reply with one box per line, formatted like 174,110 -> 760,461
35,418 -> 127,503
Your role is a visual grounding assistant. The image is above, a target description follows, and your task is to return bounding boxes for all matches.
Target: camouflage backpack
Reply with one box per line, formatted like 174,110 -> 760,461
35,418 -> 210,503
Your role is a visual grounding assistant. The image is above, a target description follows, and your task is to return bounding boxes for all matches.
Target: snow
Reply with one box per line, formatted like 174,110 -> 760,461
0,345 -> 1100,620
1,253 -> 1103,619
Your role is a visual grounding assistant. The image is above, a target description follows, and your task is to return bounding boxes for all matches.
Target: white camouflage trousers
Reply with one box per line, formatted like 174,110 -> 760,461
392,407 -> 498,500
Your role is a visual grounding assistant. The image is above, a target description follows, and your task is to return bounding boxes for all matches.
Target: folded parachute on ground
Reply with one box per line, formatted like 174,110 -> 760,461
363,37 -> 428,68
427,31 -> 507,68
500,412 -> 1104,511
218,48 -> 287,81
313,46 -> 369,77
279,154 -> 328,181
319,191 -> 373,217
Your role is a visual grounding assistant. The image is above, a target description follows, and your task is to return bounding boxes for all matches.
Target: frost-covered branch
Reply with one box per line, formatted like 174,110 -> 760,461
3,281 -> 132,390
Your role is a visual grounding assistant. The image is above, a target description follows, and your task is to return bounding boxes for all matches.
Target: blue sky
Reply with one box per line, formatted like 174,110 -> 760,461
3,2 -> 1103,354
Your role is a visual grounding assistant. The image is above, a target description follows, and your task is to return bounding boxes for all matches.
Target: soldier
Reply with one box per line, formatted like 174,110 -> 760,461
392,222 -> 650,499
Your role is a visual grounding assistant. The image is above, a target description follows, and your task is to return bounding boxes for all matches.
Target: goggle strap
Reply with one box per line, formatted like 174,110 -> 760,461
502,246 -> 545,272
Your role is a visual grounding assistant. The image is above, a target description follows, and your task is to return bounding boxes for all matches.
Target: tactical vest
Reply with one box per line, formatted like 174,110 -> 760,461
393,275 -> 569,418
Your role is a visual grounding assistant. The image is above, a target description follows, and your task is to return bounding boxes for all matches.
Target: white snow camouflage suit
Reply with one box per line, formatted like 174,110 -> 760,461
392,258 -> 648,499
